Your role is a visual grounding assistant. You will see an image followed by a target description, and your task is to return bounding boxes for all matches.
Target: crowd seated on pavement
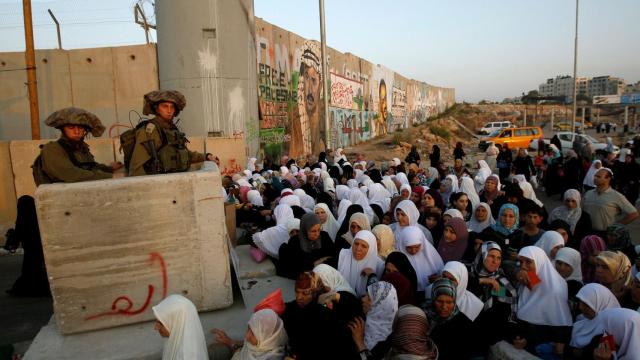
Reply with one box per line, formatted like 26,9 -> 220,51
185,142 -> 640,360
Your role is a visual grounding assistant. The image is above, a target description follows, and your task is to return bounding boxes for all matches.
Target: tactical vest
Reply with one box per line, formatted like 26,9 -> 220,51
32,139 -> 98,186
143,122 -> 191,174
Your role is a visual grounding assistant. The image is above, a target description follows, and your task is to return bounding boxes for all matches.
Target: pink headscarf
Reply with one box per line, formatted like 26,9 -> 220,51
580,235 -> 607,283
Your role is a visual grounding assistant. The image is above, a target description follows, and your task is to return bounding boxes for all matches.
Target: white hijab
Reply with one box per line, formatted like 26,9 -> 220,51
323,177 -> 336,193
279,194 -> 301,208
368,183 -> 391,213
314,203 -> 339,241
583,160 -> 601,188
442,261 -> 484,321
555,247 -> 583,283
393,200 -> 434,245
475,160 -> 492,187
548,189 -> 582,233
570,308 -> 640,359
399,184 -> 412,200
338,230 -> 384,296
247,157 -> 257,172
364,281 -> 399,350
443,208 -> 464,220
313,263 -> 356,295
348,188 -> 375,224
152,295 -> 208,360
237,309 -> 288,360
336,185 -> 350,201
247,190 -> 263,207
294,189 -> 315,212
459,176 -> 480,210
396,172 -> 410,186
336,199 -> 353,225
334,148 -> 347,163
398,226 -> 444,291
252,205 -> 294,258
467,202 -> 495,233
518,181 -> 543,207
381,176 -> 399,196
347,179 -> 359,189
534,231 -> 564,259
516,246 -> 573,327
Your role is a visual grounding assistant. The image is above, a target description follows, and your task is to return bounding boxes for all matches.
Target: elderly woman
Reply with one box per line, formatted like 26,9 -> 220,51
282,272 -> 359,359
338,230 -> 384,296
152,294 -> 208,360
480,204 -> 520,261
478,174 -> 503,208
440,261 -> 484,322
515,246 -> 573,355
314,203 -> 340,241
427,278 -> 473,359
212,308 -> 288,360
277,213 -> 338,279
386,305 -> 439,359
595,250 -> 635,309
347,281 -> 399,359
547,189 -> 591,242
398,226 -> 444,296
467,242 -> 518,355
468,202 -> 495,234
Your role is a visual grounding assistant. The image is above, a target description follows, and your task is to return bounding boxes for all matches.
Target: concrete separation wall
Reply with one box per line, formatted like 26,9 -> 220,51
0,44 -> 159,141
35,168 -> 232,334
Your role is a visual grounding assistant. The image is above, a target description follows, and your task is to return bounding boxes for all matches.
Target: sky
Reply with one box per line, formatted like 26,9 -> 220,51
1,0 -> 638,102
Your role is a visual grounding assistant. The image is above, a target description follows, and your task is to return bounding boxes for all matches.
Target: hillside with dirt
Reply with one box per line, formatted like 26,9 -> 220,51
343,103 -> 570,164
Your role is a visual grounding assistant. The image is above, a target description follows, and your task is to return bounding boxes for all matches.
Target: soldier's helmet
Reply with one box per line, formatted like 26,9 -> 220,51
44,107 -> 105,137
143,90 -> 187,117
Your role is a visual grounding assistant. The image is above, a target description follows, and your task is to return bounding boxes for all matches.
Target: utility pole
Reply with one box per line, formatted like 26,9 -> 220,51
23,0 -> 40,139
571,0 -> 579,135
319,0 -> 330,150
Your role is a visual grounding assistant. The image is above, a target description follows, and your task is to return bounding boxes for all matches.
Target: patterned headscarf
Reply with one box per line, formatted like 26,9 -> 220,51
389,305 -> 439,359
427,278 -> 459,331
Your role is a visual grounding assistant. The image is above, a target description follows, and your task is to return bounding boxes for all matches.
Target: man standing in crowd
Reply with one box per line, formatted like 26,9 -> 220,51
582,168 -> 639,234
128,90 -> 214,176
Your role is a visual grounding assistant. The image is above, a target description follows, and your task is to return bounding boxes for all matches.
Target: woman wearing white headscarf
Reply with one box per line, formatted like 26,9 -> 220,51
474,160 -> 493,193
485,144 -> 499,172
252,204 -> 294,259
398,226 -> 444,291
247,157 -> 257,172
548,189 -> 588,235
442,261 -> 484,321
460,176 -> 480,210
467,202 -> 495,233
293,189 -> 315,213
347,179 -> 359,189
367,183 -> 391,213
569,308 -> 640,359
534,230 -> 565,260
391,200 -> 434,245
582,160 -> 602,191
341,213 -> 371,247
395,172 -> 410,186
152,294 -> 208,360
381,176 -> 399,196
314,203 -> 340,241
555,247 -> 584,300
338,230 -> 384,296
516,246 -> 573,349
336,184 -> 350,201
439,174 -> 459,205
442,208 -> 464,221
359,281 -> 399,351
336,199 -> 353,225
348,188 -> 376,224
334,148 -> 347,164
313,263 -> 356,295
247,190 -> 264,207
518,180 -> 543,207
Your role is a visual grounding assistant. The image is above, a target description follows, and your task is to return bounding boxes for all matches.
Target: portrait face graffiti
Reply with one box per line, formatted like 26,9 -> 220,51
379,80 -> 388,121
302,64 -> 321,114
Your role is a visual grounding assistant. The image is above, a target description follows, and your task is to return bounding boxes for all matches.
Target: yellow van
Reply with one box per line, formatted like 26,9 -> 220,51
479,126 -> 543,151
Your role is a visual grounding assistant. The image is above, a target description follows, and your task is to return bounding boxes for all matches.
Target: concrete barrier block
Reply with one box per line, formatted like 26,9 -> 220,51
233,245 -> 276,279
85,138 -> 116,165
0,141 -> 17,236
488,341 -> 541,360
10,139 -> 53,198
35,169 -> 233,334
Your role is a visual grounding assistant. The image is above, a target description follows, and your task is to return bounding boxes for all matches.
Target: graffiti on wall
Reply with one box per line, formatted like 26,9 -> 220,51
330,73 -> 363,110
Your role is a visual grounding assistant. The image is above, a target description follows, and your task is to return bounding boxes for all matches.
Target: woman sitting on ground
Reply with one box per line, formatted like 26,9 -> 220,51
152,294 -> 208,360
398,226 -> 444,299
338,230 -> 385,297
386,305 -> 439,359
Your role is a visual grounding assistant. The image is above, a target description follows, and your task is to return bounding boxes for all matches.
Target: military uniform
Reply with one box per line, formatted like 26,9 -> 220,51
128,90 -> 206,176
33,107 -> 114,186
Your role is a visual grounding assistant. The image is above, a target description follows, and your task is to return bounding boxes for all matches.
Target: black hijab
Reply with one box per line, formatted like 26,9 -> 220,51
384,252 -> 419,293
336,204 -> 364,240
299,213 -> 322,253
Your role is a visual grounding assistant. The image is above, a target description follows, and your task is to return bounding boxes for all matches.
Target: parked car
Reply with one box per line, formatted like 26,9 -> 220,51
552,122 -> 588,131
478,126 -> 543,151
528,132 -> 619,155
478,121 -> 513,135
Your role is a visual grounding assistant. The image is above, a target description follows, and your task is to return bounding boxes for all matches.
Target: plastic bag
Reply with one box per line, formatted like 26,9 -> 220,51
254,288 -> 285,316
250,246 -> 267,263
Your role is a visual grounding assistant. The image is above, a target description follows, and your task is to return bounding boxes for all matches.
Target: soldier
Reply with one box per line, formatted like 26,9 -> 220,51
8,108 -> 121,297
128,90 -> 215,176
34,107 -> 122,185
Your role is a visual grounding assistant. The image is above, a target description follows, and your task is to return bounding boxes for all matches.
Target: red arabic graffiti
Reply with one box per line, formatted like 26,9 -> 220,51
84,252 -> 168,321
221,159 -> 242,177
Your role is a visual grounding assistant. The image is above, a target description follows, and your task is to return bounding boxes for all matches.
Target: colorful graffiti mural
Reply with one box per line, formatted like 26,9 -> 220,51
255,18 -> 455,160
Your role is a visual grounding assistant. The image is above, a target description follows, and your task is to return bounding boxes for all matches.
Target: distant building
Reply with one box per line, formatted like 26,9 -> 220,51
538,75 -> 588,98
624,81 -> 640,94
539,75 -> 627,98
